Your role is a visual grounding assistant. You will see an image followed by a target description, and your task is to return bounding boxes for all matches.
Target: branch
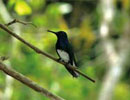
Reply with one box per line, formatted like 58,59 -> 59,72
0,61 -> 64,100
0,22 -> 95,83
5,19 -> 37,28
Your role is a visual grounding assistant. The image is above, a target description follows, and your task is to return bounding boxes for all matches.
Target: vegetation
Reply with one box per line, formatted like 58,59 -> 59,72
0,0 -> 130,100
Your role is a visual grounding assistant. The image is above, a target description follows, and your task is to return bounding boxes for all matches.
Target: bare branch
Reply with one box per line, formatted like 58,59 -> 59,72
0,62 -> 64,100
0,23 -> 95,83
5,19 -> 37,28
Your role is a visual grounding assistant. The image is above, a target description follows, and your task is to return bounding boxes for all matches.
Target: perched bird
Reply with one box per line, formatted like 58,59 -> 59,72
48,30 -> 79,78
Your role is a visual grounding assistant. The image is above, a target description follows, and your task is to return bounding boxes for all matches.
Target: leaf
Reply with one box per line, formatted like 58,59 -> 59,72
14,1 -> 32,16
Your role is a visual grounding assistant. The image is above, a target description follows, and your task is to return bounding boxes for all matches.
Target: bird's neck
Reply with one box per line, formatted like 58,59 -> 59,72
57,37 -> 69,43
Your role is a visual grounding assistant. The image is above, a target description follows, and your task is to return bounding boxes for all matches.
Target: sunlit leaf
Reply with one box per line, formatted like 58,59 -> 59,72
14,1 -> 32,16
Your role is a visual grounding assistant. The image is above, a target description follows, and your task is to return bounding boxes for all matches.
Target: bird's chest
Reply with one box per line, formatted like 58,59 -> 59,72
57,49 -> 69,63
56,40 -> 70,62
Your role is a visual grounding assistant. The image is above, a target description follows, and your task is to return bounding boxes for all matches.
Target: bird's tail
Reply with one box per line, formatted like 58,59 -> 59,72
65,65 -> 79,78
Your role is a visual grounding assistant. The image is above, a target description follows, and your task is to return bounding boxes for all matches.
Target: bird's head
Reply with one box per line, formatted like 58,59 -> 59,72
48,30 -> 68,39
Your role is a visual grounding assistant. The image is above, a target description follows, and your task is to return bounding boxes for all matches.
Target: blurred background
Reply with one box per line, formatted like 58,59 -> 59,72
0,0 -> 130,100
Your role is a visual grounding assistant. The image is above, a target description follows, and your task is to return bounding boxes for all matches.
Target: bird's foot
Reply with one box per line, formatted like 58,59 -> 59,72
57,58 -> 70,67
57,58 -> 64,62
65,62 -> 70,67
57,58 -> 61,61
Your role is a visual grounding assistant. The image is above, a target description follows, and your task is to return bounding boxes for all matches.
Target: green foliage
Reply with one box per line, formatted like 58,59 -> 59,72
113,83 -> 130,100
0,0 -> 130,100
14,0 -> 32,15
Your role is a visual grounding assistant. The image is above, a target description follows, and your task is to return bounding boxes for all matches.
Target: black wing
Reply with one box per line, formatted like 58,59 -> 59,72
66,43 -> 77,66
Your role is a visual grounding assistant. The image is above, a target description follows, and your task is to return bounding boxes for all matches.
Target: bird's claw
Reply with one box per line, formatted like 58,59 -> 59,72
65,62 -> 70,67
57,58 -> 63,62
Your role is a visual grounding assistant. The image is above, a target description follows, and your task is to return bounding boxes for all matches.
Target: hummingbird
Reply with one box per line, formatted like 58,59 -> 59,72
48,30 -> 79,78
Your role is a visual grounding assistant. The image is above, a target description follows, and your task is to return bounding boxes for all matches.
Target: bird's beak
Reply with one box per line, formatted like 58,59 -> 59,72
47,30 -> 57,35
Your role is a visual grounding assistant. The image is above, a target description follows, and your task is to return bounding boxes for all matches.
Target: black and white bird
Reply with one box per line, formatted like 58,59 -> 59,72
48,30 -> 79,78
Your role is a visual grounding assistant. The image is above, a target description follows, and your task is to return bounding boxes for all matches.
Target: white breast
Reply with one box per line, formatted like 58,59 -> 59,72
57,49 -> 69,62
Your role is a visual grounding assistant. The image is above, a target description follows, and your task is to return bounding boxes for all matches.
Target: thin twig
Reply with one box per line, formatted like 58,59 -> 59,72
0,62 -> 64,100
5,19 -> 37,28
0,23 -> 95,83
